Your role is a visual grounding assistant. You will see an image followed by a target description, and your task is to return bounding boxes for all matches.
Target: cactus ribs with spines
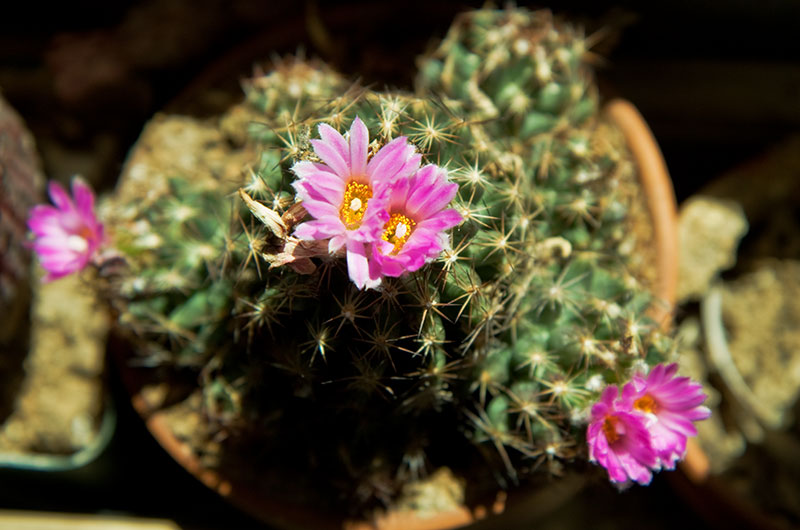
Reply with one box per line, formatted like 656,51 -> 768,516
415,8 -> 596,139
0,94 -> 45,420
0,96 -> 44,339
109,9 -> 671,513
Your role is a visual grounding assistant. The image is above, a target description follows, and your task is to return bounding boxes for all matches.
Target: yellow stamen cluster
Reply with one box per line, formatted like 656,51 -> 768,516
633,394 -> 659,415
382,213 -> 416,254
340,180 -> 372,229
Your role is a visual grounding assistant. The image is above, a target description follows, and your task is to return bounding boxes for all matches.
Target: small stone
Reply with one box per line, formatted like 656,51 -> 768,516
678,196 -> 748,302
393,467 -> 466,517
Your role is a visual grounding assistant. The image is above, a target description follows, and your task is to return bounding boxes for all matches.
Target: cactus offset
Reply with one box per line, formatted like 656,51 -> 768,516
107,9 -> 673,511
0,95 -> 44,342
416,8 -> 596,138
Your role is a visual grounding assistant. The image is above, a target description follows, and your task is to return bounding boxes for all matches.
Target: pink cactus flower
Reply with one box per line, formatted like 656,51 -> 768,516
291,116 -> 420,289
621,363 -> 711,469
587,385 -> 658,485
27,177 -> 104,282
369,164 -> 462,278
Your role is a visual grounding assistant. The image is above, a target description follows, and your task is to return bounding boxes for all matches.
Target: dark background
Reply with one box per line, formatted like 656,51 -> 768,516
1,1 -> 798,528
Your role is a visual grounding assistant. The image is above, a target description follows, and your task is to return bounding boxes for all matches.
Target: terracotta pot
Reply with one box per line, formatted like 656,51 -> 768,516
603,99 -> 678,330
114,97 -> 681,529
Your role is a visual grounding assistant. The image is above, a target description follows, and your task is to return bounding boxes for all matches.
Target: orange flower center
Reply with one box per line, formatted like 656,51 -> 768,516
340,180 -> 372,229
382,213 -> 416,254
602,416 -> 621,444
633,394 -> 659,414
78,225 -> 94,240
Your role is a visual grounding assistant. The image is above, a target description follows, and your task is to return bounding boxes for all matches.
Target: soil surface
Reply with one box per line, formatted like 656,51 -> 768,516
0,269 -> 108,457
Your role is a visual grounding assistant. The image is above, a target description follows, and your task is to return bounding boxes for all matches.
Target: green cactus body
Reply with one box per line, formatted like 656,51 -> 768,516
110,9 -> 671,512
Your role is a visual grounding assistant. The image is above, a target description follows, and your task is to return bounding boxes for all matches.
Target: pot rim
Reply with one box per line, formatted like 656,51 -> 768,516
603,98 -> 679,330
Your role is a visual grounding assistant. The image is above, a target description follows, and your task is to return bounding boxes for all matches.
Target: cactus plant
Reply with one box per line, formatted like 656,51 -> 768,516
0,95 -> 44,340
0,94 -> 45,417
29,6 -> 707,520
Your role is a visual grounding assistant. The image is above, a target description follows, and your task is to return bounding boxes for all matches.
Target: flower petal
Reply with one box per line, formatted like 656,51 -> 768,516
329,234 -> 346,253
408,171 -> 459,218
346,240 -> 378,290
371,243 -> 406,277
72,178 -> 95,215
28,206 -> 68,235
294,218 -> 342,241
393,152 -> 422,183
348,116 -> 369,177
318,123 -> 350,167
47,181 -> 73,211
311,137 -> 351,179
292,160 -> 343,182
300,200 -> 340,221
616,451 -> 653,485
367,137 -> 414,184
417,209 -> 462,233
293,180 -> 340,210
